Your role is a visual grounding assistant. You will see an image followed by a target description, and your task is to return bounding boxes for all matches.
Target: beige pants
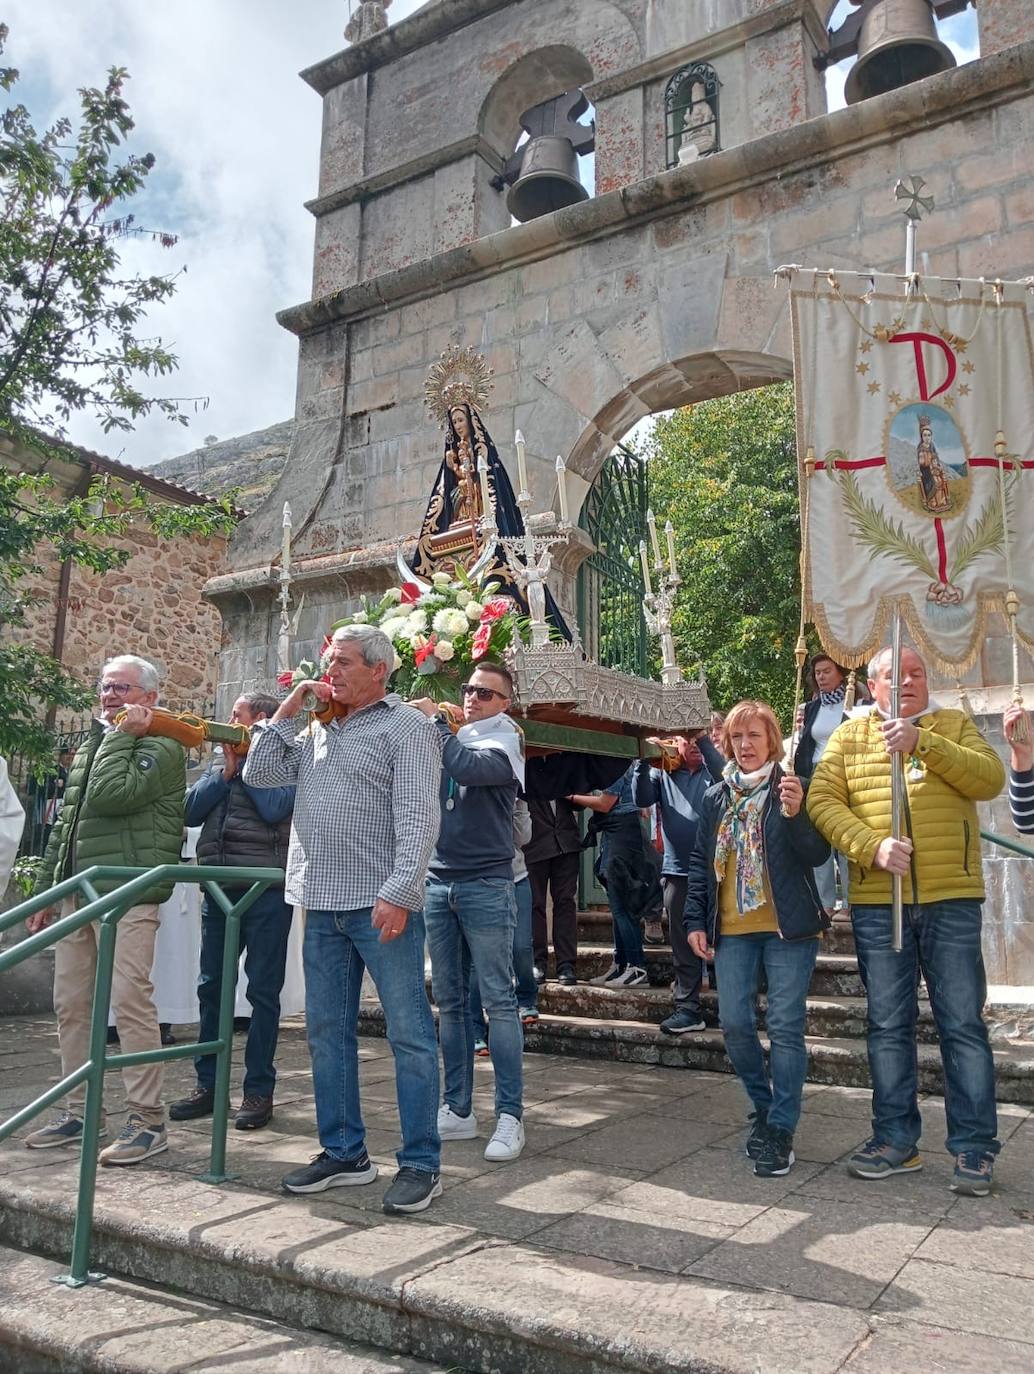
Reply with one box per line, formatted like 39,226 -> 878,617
53,898 -> 163,1124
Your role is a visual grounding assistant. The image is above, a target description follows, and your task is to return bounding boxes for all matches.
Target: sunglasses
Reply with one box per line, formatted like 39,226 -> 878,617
461,683 -> 508,702
97,680 -> 136,696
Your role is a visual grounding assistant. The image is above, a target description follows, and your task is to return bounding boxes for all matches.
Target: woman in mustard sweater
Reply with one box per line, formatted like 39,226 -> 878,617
684,701 -> 830,1178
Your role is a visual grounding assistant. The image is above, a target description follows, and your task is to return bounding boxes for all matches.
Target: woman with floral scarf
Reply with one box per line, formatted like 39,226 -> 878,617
684,701 -> 830,1178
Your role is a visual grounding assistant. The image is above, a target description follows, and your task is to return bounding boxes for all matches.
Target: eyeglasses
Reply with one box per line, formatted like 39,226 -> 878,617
461,683 -> 508,702
97,680 -> 136,696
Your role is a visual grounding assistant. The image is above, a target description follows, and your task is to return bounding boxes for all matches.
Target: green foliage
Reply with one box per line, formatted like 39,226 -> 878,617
0,31 -> 236,774
645,383 -> 802,726
10,852 -> 41,897
0,24 -> 191,444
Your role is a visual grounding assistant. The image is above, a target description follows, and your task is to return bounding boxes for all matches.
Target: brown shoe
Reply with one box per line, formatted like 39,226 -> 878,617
643,919 -> 666,946
235,1095 -> 273,1130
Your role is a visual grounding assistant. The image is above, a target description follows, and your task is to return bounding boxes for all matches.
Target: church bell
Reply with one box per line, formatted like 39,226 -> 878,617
844,0 -> 956,105
506,136 -> 589,222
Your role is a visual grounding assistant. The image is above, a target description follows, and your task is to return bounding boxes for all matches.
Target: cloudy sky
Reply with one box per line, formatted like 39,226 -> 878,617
4,0 -> 977,470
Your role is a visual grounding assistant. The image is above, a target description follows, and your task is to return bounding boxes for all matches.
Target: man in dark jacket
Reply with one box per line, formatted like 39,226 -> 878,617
525,798 -> 582,985
632,731 -> 722,1034
170,693 -> 294,1131
412,662 -> 526,1164
25,655 -> 186,1165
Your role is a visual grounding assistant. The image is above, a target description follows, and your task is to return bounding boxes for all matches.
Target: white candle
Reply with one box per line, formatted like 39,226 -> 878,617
639,540 -> 653,595
281,502 -> 292,574
555,454 -> 570,523
647,508 -> 662,569
477,455 -> 492,519
665,519 -> 677,579
515,429 -> 529,498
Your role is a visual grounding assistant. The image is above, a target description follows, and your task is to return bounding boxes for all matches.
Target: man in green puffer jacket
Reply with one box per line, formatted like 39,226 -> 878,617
24,655 -> 186,1166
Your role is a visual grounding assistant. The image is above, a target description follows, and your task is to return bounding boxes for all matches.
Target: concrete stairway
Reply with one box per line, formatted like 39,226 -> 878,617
508,910 -> 1034,1105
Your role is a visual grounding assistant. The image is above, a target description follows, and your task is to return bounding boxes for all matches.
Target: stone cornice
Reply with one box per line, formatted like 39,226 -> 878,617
300,0 -> 514,95
584,0 -> 828,103
306,135 -> 505,218
277,41 -> 1034,340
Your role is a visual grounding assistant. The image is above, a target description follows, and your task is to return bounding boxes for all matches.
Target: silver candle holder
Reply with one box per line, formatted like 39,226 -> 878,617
640,512 -> 682,686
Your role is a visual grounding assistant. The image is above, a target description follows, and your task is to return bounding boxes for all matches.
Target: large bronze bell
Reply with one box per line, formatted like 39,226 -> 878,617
844,0 -> 955,105
506,136 -> 589,222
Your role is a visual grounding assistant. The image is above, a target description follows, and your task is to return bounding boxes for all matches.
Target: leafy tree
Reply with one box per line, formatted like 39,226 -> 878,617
645,382 -> 803,725
0,28 -> 235,775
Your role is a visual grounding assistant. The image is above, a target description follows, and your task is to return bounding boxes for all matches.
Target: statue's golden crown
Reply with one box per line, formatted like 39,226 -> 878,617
424,346 -> 494,427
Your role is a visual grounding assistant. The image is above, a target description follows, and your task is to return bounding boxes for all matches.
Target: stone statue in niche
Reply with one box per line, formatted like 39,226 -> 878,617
345,0 -> 391,45
678,82 -> 716,165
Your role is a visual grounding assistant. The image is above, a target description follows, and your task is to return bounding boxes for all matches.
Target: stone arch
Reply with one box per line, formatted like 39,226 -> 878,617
567,351 -> 793,497
479,45 -> 595,161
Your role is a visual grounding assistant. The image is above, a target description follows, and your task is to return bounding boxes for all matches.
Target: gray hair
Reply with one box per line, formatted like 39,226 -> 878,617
102,654 -> 160,694
237,691 -> 279,719
867,645 -> 925,679
329,623 -> 395,675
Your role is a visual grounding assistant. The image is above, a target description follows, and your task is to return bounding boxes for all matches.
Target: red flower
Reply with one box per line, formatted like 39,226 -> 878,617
276,671 -> 294,688
320,633 -> 333,657
401,582 -> 421,605
471,623 -> 492,660
479,597 -> 510,623
414,633 -> 438,667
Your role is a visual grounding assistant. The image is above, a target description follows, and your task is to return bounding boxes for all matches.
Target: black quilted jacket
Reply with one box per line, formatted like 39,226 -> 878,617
682,765 -> 831,946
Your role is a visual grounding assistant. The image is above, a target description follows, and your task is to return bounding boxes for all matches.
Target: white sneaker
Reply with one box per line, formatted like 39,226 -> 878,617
437,1103 -> 478,1140
610,965 -> 648,988
589,962 -> 625,986
484,1113 -> 525,1162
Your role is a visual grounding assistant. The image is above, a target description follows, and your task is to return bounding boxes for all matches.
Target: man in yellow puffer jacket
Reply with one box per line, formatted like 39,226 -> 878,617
808,645 -> 1005,1198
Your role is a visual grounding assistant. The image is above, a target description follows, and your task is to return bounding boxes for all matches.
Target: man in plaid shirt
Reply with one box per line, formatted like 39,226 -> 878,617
244,624 -> 444,1215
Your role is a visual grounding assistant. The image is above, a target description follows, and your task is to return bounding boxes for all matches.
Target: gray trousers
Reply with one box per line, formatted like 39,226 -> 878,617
661,876 -> 703,1015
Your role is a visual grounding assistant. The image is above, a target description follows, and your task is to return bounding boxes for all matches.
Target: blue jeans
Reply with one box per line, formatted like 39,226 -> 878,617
714,933 -> 818,1134
424,876 -> 523,1121
470,876 -> 537,1031
852,901 -> 1000,1157
196,888 -> 293,1100
599,836 -> 646,968
304,907 -> 440,1173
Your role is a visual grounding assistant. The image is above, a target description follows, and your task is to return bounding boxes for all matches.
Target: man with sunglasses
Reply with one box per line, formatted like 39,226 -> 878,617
24,655 -> 186,1165
412,663 -> 527,1163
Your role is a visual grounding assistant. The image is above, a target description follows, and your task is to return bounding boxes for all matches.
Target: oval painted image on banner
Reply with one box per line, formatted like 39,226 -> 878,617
883,402 -> 970,521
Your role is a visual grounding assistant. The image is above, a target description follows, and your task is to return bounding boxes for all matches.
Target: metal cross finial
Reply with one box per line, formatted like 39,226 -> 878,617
895,175 -> 935,222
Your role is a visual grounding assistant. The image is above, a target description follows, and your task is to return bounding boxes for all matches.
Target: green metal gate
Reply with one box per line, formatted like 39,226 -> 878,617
576,443 -> 651,906
576,442 -> 650,677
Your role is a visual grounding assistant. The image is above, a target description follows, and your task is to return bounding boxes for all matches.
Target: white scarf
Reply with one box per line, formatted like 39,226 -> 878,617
456,712 -> 525,788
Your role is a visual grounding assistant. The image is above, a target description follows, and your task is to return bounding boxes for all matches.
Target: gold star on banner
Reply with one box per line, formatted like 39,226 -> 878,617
954,338 -> 968,354
888,390 -> 902,407
859,339 -> 873,353
958,383 -> 971,397
962,360 -> 975,374
921,317 -> 933,331
856,361 -> 870,375
868,380 -> 881,395
943,394 -> 955,409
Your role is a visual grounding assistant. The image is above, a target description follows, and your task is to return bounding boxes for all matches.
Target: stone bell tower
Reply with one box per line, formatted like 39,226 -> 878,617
209,0 -> 1034,699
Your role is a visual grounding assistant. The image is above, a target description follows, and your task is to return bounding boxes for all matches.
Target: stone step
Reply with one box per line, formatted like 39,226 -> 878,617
0,1243 -> 449,1373
575,909 -> 857,956
357,1005 -> 1034,1105
573,945 -> 866,997
0,1154 -> 874,1374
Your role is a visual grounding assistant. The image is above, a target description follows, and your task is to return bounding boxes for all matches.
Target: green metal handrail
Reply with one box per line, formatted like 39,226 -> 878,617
0,862 -> 284,1288
981,828 -> 1034,860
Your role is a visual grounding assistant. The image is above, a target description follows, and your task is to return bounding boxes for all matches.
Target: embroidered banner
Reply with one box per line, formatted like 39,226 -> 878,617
789,271 -> 1034,672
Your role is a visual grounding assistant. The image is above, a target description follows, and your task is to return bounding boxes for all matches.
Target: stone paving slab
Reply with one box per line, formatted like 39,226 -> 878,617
1,1016 -> 1033,1373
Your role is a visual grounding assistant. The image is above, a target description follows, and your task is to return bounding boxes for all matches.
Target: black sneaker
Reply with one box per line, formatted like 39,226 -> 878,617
382,1167 -> 443,1215
169,1086 -> 215,1121
754,1127 -> 795,1177
159,1023 -> 176,1046
660,1009 -> 706,1035
745,1108 -> 769,1160
533,966 -> 547,987
235,1095 -> 274,1130
556,965 -> 577,987
282,1150 -> 378,1194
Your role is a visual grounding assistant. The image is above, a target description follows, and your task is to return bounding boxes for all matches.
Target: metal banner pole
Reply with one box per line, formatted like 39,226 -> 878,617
889,612 -> 905,953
